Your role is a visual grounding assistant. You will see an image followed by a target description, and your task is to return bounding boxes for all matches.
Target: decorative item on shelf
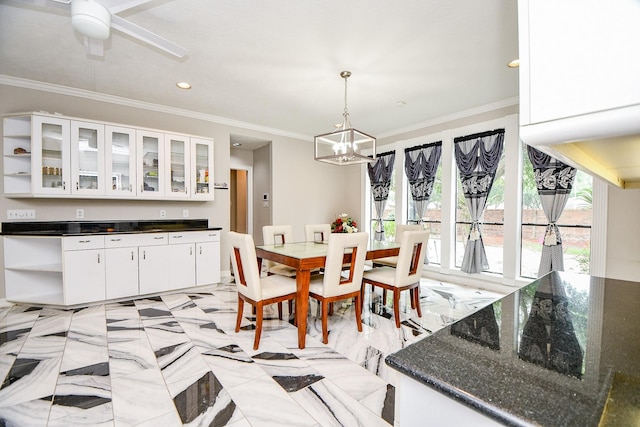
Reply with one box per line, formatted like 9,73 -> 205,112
314,71 -> 376,165
331,213 -> 358,233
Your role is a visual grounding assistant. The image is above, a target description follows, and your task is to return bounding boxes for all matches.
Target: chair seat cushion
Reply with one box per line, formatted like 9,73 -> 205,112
372,256 -> 398,267
260,274 -> 297,299
362,266 -> 398,286
309,275 -> 324,296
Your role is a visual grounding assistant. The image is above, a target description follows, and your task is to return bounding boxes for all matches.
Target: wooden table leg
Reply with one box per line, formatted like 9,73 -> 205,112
296,269 -> 311,349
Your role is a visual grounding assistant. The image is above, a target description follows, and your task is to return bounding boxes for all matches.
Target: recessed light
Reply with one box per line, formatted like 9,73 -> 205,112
176,82 -> 192,89
508,59 -> 520,68
396,101 -> 407,106
232,142 -> 242,147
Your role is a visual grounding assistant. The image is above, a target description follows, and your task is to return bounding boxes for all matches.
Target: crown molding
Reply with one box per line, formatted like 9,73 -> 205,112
0,75 -> 311,141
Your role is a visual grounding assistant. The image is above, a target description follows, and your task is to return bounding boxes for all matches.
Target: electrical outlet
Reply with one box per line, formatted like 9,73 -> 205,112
182,209 -> 189,218
76,209 -> 84,219
7,209 -> 36,220
160,209 -> 167,218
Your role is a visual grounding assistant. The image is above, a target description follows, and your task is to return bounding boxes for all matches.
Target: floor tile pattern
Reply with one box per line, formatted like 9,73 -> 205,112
0,278 -> 503,426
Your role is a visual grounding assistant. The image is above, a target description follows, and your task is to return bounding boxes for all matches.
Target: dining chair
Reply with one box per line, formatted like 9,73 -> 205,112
228,231 -> 297,350
304,223 -> 331,243
372,223 -> 423,268
308,232 -> 368,344
362,230 -> 429,328
262,225 -> 297,277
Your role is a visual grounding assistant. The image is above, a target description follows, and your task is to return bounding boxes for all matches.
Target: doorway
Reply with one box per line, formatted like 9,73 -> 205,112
230,167 -> 251,234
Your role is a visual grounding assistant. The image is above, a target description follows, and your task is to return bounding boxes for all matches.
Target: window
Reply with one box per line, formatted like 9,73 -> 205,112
369,173 -> 396,238
407,165 -> 442,264
520,148 -> 592,279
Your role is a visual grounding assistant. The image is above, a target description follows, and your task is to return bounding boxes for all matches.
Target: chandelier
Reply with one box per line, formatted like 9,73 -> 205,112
314,71 -> 376,165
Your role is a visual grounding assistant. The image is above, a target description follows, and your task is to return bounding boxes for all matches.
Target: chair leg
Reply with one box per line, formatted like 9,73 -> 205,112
288,299 -> 293,316
321,300 -> 329,344
393,289 -> 401,328
329,302 -> 334,316
235,297 -> 244,332
382,289 -> 387,305
410,289 -> 416,309
277,302 -> 283,320
354,295 -> 363,332
254,302 -> 264,350
414,286 -> 422,318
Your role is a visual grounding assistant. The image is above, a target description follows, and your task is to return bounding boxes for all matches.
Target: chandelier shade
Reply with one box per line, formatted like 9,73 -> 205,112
314,71 -> 376,165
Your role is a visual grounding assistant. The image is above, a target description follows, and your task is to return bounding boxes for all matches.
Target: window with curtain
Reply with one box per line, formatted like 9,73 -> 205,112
367,151 -> 396,241
454,129 -> 505,274
520,145 -> 592,278
405,142 -> 442,264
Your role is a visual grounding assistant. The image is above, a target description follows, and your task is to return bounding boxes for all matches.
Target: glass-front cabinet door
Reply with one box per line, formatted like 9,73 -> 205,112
136,130 -> 164,198
191,137 -> 214,200
71,121 -> 105,196
32,115 -> 71,195
105,125 -> 136,197
165,134 -> 190,199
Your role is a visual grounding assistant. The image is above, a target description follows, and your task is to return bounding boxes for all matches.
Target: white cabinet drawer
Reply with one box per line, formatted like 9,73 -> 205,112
105,233 -> 149,248
129,233 -> 168,247
63,235 -> 105,251
169,230 -> 220,244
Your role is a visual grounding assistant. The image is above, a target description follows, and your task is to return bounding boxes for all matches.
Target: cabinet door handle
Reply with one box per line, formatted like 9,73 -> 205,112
141,184 -> 144,193
110,238 -> 122,242
172,235 -> 182,239
190,247 -> 193,256
63,181 -> 66,190
154,236 -> 164,240
97,253 -> 101,263
76,182 -> 79,190
129,184 -> 132,192
131,251 -> 134,261
78,240 -> 91,243
199,246 -> 202,255
143,250 -> 146,260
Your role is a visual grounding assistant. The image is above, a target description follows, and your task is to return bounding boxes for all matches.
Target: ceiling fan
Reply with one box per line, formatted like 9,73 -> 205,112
38,0 -> 187,57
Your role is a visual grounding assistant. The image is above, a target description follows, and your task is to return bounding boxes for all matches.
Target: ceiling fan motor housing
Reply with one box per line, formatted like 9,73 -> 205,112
71,0 -> 111,40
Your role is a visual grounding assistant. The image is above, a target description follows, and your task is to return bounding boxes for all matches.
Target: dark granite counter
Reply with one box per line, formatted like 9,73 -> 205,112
387,272 -> 640,426
1,219 -> 221,236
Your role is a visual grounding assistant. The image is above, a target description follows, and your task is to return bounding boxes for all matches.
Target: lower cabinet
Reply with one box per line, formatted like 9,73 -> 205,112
105,246 -> 139,300
63,245 -> 106,305
3,230 -> 221,306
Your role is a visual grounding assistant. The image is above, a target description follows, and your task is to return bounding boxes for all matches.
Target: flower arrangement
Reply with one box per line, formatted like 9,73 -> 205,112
332,213 -> 358,233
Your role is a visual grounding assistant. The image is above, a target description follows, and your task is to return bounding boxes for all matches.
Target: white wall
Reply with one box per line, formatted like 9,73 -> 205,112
605,186 -> 640,280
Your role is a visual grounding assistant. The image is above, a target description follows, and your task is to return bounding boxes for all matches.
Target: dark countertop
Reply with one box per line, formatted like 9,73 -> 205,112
1,220 -> 221,236
387,271 -> 640,426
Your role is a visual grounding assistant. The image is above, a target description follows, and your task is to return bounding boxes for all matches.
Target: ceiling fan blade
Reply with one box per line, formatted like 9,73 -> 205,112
110,14 -> 187,58
96,0 -> 153,15
83,36 -> 105,56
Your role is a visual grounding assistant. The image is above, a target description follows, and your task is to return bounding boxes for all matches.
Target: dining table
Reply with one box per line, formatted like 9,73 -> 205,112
255,239 -> 402,349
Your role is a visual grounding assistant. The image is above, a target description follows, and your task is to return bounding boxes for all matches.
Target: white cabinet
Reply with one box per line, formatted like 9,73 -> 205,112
137,130 -> 165,199
3,112 -> 215,200
104,234 -> 140,299
71,121 -> 105,196
138,233 -> 170,294
166,134 -> 191,199
519,0 -> 640,126
32,115 -> 71,196
191,137 -> 214,200
62,236 -> 106,305
105,125 -> 137,198
3,229 -> 221,306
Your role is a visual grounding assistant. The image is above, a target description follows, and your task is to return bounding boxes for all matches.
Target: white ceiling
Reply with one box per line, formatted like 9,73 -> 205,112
0,0 -> 519,148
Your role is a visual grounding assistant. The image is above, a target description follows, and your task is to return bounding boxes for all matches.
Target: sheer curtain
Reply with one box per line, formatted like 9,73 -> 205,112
526,146 -> 577,277
454,129 -> 505,274
404,141 -> 442,223
367,151 -> 395,241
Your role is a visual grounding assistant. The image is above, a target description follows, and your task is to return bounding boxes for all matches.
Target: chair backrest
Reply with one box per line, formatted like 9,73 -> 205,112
394,224 -> 423,242
395,230 -> 430,286
322,232 -> 369,297
262,225 -> 294,269
228,231 -> 262,301
304,224 -> 331,243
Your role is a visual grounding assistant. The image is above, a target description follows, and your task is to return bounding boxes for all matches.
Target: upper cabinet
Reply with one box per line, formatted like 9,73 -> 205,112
518,0 -> 640,188
3,113 -> 215,200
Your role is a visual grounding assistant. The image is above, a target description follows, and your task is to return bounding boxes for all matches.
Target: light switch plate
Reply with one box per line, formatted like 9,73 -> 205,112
7,209 -> 36,220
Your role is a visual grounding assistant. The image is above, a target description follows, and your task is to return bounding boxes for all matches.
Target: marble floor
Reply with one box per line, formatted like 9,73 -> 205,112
0,278 -> 504,427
